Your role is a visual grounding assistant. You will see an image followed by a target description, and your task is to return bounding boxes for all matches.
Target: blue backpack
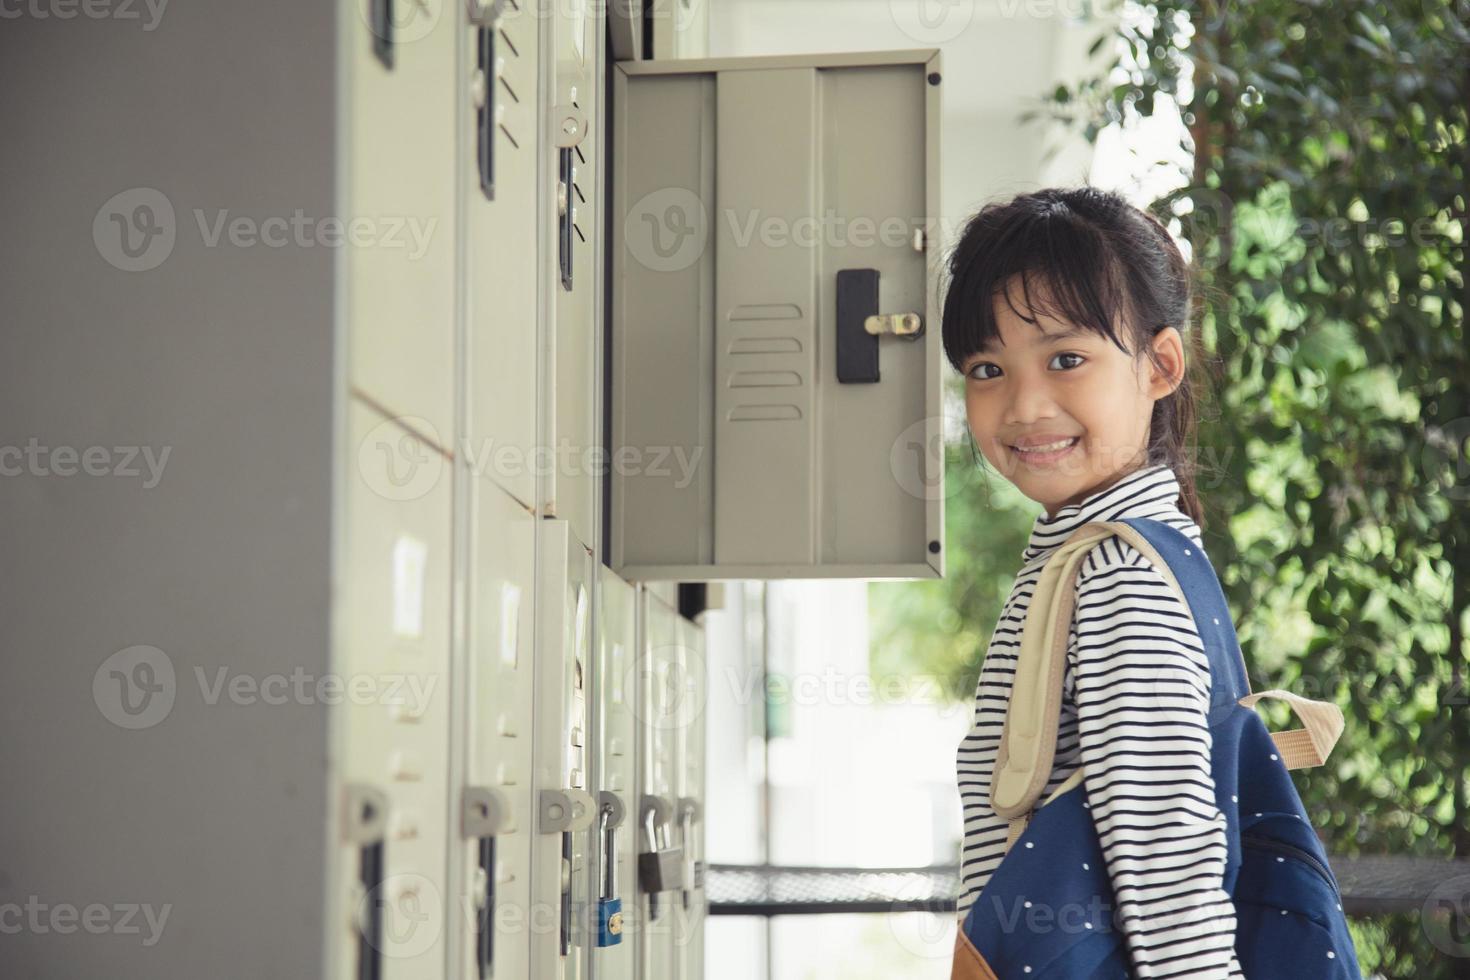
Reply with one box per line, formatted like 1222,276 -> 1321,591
953,517 -> 1362,979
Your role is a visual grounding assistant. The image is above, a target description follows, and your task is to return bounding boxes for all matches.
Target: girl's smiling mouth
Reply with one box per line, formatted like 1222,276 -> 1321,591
1008,435 -> 1081,465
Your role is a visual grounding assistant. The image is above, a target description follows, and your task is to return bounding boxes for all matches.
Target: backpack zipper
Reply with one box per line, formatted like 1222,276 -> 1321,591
1241,833 -> 1340,897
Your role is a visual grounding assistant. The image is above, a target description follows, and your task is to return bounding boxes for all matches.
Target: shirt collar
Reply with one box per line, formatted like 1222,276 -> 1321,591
1019,462 -> 1184,566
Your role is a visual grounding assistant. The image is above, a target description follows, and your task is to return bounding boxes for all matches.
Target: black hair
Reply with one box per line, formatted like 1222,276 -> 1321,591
938,185 -> 1215,527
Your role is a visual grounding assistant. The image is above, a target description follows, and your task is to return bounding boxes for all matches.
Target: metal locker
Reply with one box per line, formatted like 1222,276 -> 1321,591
607,0 -> 643,62
634,586 -> 684,979
344,0 -> 458,443
454,474 -> 538,980
589,567 -> 639,980
545,0 -> 602,548
647,0 -> 709,59
533,519 -> 598,980
672,613 -> 707,980
465,0 -> 541,510
335,396 -> 455,980
609,51 -> 944,581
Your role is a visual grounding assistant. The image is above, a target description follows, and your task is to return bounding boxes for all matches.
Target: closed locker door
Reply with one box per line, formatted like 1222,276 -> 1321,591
342,0 -> 458,443
635,588 -> 681,979
465,0 -> 540,510
590,568 -> 638,980
673,615 -> 707,980
455,475 -> 537,980
546,0 -> 599,547
335,396 -> 454,980
533,520 -> 597,980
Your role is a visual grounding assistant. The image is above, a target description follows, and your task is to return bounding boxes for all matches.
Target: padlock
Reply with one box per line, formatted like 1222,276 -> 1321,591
595,798 -> 623,947
637,798 -> 686,895
659,806 -> 689,892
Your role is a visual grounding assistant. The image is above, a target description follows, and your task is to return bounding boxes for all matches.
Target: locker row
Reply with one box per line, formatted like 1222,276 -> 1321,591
337,401 -> 706,979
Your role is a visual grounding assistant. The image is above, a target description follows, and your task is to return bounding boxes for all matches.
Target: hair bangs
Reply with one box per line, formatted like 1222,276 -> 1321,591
942,201 -> 1135,373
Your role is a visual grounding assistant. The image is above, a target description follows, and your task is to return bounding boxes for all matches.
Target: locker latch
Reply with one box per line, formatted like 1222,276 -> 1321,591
463,787 -> 512,979
553,104 -> 589,150
677,796 -> 701,911
538,788 -> 594,956
471,20 -> 503,200
539,787 -> 595,832
865,313 -> 923,337
466,0 -> 506,25
343,784 -> 389,980
555,102 -> 588,291
836,268 -> 925,384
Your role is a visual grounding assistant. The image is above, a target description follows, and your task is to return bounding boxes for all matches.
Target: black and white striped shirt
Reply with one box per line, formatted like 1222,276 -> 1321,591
954,463 -> 1243,978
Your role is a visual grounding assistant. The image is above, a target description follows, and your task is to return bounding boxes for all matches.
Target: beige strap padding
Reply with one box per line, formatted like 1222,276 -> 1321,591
1237,689 -> 1344,769
991,522 -> 1195,829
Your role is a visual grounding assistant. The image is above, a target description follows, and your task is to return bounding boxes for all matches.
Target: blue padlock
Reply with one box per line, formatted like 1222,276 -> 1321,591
595,795 -> 624,947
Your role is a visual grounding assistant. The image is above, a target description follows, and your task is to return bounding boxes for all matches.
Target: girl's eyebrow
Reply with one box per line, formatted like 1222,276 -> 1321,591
973,324 -> 1091,356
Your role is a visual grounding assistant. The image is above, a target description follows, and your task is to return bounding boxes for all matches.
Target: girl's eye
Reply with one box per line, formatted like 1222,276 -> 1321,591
968,353 -> 1084,380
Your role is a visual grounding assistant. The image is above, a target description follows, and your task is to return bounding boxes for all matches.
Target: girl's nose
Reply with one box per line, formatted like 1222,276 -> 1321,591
1002,380 -> 1059,426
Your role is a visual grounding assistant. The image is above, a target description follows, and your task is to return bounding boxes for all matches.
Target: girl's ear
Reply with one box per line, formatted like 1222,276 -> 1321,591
1146,326 -> 1186,400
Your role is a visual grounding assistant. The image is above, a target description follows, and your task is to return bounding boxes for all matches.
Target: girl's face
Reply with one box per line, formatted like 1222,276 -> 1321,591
960,276 -> 1184,518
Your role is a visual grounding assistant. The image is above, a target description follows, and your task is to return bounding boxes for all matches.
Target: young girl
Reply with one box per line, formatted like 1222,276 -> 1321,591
943,186 -> 1244,977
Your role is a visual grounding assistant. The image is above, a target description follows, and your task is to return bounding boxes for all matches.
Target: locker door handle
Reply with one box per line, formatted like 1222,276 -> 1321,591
835,268 -> 925,384
463,787 -> 513,979
343,785 -> 389,980
553,104 -> 588,293
474,16 -> 499,200
558,148 -> 574,290
370,0 -> 395,68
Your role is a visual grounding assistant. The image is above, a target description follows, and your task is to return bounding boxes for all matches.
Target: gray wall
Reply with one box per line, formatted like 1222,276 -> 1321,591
0,4 -> 339,976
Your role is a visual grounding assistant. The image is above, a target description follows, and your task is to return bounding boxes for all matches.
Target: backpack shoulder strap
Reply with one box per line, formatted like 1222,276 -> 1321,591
989,521 -> 1128,824
1114,518 -> 1344,764
1112,516 -> 1253,724
991,518 -> 1241,849
991,516 -> 1344,851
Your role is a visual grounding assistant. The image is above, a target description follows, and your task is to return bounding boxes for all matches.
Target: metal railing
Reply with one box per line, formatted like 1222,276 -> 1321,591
706,856 -> 1470,918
